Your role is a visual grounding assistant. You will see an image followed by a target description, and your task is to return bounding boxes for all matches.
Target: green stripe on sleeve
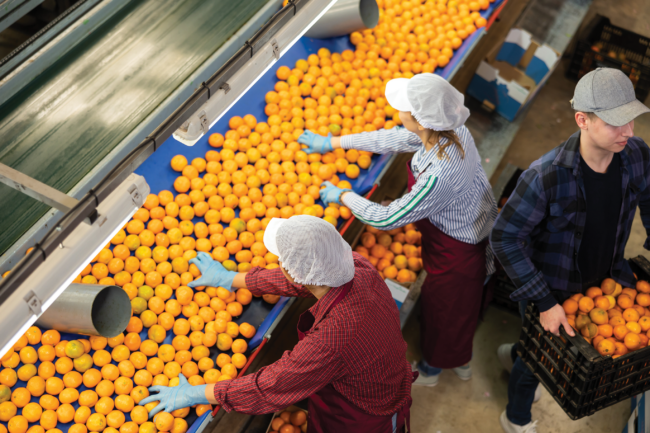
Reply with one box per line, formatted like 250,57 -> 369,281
354,176 -> 437,228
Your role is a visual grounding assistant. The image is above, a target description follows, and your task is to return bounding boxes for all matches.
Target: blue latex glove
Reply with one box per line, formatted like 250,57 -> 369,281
139,374 -> 208,418
297,131 -> 333,154
188,252 -> 237,290
319,181 -> 351,206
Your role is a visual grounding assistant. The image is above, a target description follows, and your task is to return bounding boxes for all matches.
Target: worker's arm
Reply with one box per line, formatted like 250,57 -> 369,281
490,167 -> 574,336
637,139 -> 650,253
239,266 -> 313,297
188,253 -> 310,297
298,129 -> 421,155
338,171 -> 445,231
210,336 -> 345,414
336,127 -> 422,154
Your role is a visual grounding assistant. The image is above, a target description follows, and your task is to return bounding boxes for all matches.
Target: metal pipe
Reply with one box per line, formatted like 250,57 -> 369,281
304,0 -> 378,39
36,284 -> 131,338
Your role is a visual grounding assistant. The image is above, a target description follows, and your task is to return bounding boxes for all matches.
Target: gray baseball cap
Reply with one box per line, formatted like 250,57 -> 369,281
571,67 -> 650,126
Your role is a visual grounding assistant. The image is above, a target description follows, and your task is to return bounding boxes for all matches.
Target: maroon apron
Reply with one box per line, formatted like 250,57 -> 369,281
407,162 -> 487,369
298,281 -> 412,433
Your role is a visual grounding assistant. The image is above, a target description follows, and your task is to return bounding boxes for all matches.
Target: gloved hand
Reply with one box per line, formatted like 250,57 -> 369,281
319,181 -> 351,206
188,252 -> 237,290
139,374 -> 208,417
297,131 -> 333,154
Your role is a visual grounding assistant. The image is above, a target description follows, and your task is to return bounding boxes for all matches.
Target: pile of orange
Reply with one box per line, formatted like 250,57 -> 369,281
354,224 -> 422,283
0,217 -> 262,433
563,278 -> 650,358
269,408 -> 307,433
0,316 -> 257,433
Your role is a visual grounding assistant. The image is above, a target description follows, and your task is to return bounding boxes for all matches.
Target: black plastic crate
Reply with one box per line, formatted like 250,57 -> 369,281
567,15 -> 650,101
490,164 -> 524,314
517,256 -> 650,419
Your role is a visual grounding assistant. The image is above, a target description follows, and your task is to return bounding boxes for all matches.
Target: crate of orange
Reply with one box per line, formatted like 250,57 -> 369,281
352,224 -> 423,287
517,255 -> 650,420
265,406 -> 308,433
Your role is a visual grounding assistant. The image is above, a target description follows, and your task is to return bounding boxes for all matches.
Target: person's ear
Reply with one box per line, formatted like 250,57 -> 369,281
418,125 -> 424,131
575,112 -> 589,130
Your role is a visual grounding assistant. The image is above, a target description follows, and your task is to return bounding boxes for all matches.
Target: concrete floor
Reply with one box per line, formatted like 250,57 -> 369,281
405,0 -> 650,431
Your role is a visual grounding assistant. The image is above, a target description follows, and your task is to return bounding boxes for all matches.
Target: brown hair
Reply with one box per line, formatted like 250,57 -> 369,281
423,130 -> 465,160
575,111 -> 597,120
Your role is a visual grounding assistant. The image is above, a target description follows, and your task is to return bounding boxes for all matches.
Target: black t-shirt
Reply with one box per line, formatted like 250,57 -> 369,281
577,153 -> 622,286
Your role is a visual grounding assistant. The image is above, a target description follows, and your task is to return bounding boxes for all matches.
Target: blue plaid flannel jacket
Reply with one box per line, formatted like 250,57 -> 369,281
490,131 -> 650,308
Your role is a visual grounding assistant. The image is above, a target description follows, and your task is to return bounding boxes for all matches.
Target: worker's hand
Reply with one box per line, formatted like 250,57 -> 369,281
540,304 -> 575,337
319,181 -> 351,206
298,131 -> 333,154
139,374 -> 208,417
188,252 -> 237,290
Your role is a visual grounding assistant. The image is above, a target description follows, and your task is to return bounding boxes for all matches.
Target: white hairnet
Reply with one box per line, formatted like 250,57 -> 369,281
385,73 -> 470,131
264,215 -> 355,287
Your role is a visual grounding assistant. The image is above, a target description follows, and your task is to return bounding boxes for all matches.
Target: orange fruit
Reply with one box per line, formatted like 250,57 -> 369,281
95,396 -> 115,415
562,299 -> 578,315
7,415 -> 28,433
0,402 -> 17,422
585,287 -> 602,298
120,423 -> 139,433
624,333 -> 641,350
580,323 -> 598,338
618,294 -> 634,309
627,321 -> 642,334
78,390 -> 98,407
75,406 -> 92,425
59,388 -> 80,404
96,379 -> 115,397
16,365 -> 36,382
56,404 -> 75,424
10,389 -> 29,408
637,293 -> 650,307
578,297 -> 594,314
623,288 -> 638,299
623,308 -> 641,322
45,377 -> 64,395
231,339 -> 248,354
86,413 -> 107,432
37,345 -> 55,362
637,280 -> 650,293
107,411 -> 126,429
639,316 -> 650,331
614,324 -> 629,340
153,413 -> 174,432
22,403 -> 42,423
239,323 -> 256,339
596,339 -> 615,356
39,409 -> 59,430
593,296 -> 610,310
38,395 -> 59,411
598,324 -> 613,338
589,308 -> 608,325
26,376 -> 45,397
41,330 -> 60,346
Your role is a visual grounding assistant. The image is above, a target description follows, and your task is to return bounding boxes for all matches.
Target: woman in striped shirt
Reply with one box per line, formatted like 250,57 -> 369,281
299,73 -> 498,386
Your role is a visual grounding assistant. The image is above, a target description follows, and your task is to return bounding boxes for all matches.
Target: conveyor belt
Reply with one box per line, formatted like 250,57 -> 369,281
0,0 -> 271,255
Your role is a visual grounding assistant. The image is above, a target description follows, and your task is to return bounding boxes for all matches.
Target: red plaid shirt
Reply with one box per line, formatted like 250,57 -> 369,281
213,252 -> 412,415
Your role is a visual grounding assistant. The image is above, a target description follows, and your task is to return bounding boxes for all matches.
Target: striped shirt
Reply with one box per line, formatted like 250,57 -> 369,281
341,126 -> 498,275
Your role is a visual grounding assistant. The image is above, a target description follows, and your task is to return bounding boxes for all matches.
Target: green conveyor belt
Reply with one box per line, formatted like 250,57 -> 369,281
0,0 -> 270,255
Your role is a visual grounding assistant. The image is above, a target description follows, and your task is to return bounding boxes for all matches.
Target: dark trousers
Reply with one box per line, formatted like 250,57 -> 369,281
506,292 -> 573,425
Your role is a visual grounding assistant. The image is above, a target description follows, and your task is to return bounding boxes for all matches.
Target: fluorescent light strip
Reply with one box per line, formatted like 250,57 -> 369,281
279,0 -> 338,58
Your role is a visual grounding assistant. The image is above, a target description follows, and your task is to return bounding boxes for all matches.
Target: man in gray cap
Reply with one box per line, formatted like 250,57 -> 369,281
490,67 -> 650,433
